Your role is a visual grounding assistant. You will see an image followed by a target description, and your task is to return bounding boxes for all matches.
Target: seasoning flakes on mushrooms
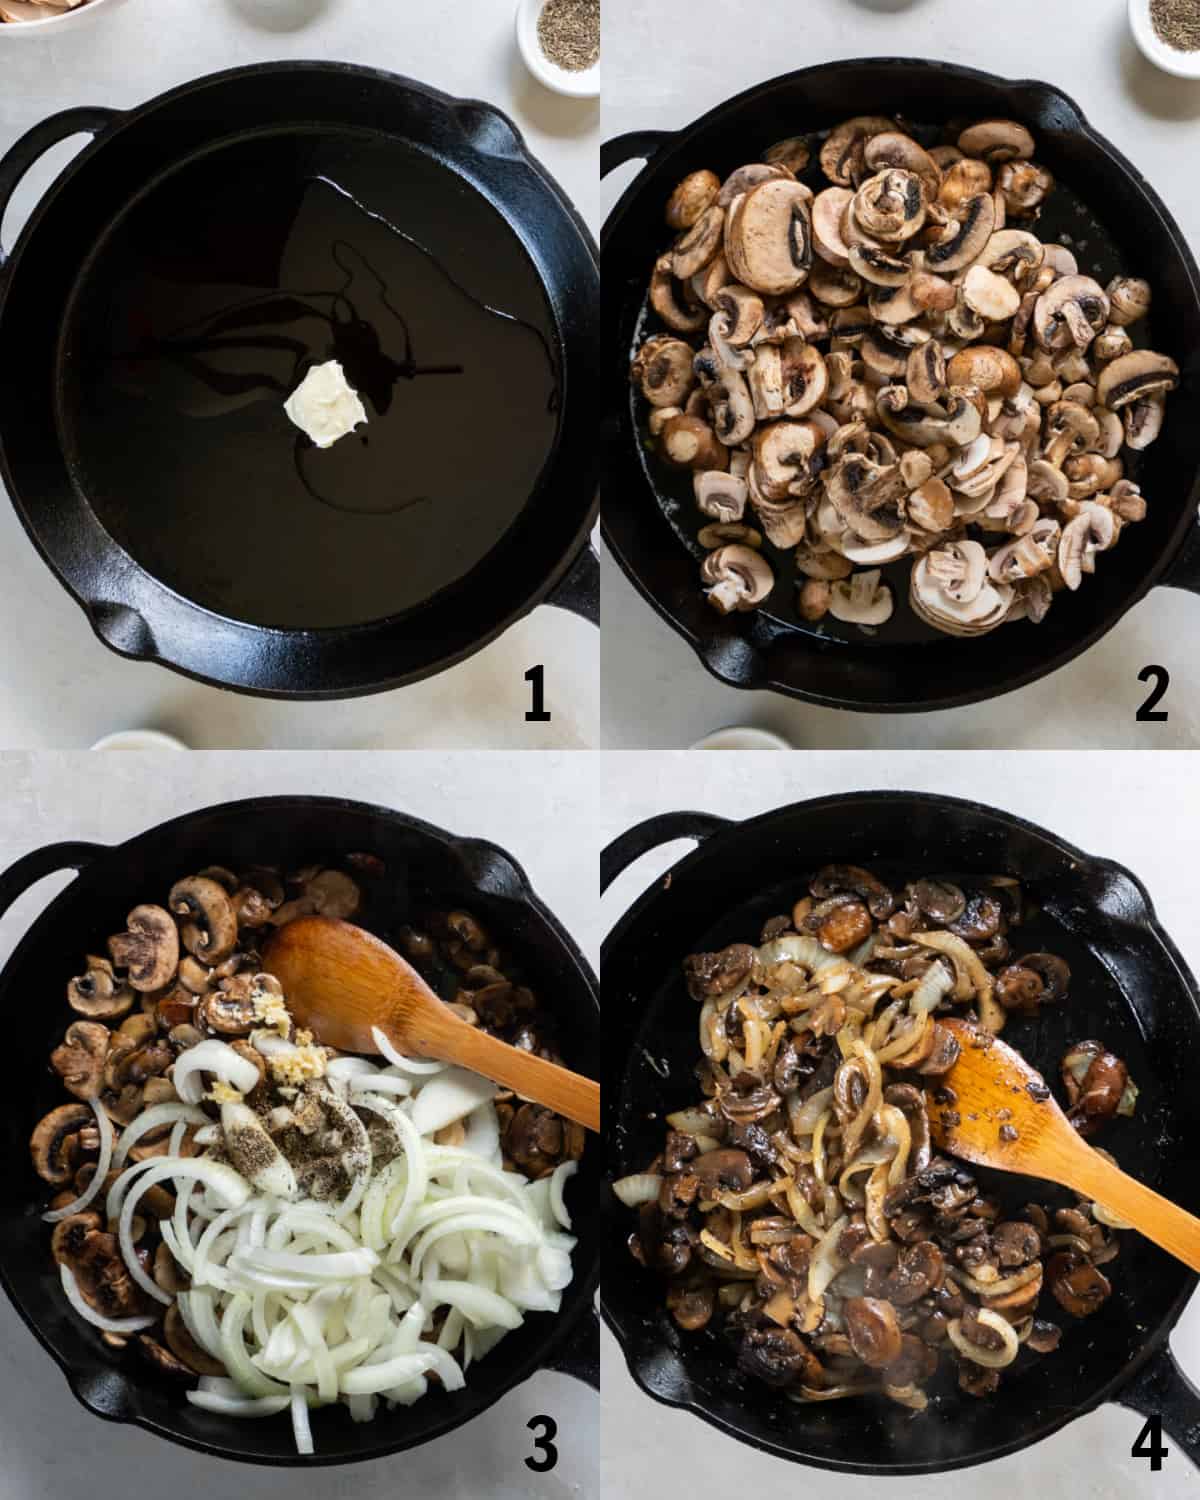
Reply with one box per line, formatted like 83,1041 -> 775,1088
631,117 -> 1175,634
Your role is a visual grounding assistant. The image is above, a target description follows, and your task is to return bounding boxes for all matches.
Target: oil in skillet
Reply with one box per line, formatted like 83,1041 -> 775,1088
59,132 -> 561,630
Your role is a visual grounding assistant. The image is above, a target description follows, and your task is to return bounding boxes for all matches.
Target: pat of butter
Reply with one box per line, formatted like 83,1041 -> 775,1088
284,360 -> 367,449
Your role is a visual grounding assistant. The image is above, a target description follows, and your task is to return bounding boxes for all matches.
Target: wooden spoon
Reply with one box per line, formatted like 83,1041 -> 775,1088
263,916 -> 600,1132
926,1017 -> 1200,1272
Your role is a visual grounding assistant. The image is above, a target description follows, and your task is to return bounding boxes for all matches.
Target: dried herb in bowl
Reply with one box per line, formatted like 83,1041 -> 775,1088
537,0 -> 599,73
1151,0 -> 1200,51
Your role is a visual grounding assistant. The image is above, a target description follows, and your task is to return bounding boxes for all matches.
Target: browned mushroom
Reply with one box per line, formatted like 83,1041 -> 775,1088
690,1149 -> 754,1195
31,1104 -> 93,1184
50,1022 -> 110,1100
666,1280 -> 715,1331
169,876 -> 238,963
1046,1253 -> 1112,1317
108,906 -> 179,992
1061,1040 -> 1129,1135
51,1212 -> 151,1320
845,1297 -> 903,1368
163,1302 -> 224,1375
683,944 -> 756,1001
272,869 -> 362,927
67,955 -> 134,1020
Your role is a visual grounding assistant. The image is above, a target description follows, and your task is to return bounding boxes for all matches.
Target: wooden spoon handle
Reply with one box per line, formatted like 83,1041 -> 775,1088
402,1017 -> 600,1133
1063,1146 -> 1200,1273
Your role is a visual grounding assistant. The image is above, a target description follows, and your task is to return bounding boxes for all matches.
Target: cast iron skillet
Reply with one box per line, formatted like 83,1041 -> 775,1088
601,792 -> 1200,1474
601,59 -> 1200,713
0,63 -> 599,699
0,795 -> 598,1465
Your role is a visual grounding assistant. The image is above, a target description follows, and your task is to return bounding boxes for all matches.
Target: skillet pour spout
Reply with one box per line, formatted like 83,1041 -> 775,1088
601,791 -> 1200,1473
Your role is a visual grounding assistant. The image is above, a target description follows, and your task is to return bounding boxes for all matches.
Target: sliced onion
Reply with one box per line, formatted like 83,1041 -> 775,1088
791,1087 -> 835,1136
808,1213 -> 849,1302
423,1279 -> 523,1331
758,934 -> 840,972
947,1309 -> 1019,1369
948,1261 -> 1042,1298
291,1390 -> 314,1455
188,1391 -> 292,1417
174,1040 -> 261,1104
910,962 -> 954,1016
611,1173 -> 661,1208
59,1264 -> 156,1334
111,1103 -> 208,1170
43,1099 -> 114,1223
370,1028 -> 447,1075
548,1160 -> 577,1229
410,1069 -> 497,1137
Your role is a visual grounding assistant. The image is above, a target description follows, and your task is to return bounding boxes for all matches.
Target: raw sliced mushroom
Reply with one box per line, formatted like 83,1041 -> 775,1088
666,170 -> 721,231
50,1022 -> 110,1101
828,569 -> 893,627
725,180 -> 813,295
701,545 -> 775,614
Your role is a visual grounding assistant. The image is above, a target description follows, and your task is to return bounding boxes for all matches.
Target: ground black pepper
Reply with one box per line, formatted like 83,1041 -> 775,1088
537,0 -> 599,72
1151,0 -> 1200,51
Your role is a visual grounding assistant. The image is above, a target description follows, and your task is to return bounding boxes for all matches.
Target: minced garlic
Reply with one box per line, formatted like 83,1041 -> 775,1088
251,980 -> 291,1037
267,1039 -> 327,1088
207,1080 -> 245,1105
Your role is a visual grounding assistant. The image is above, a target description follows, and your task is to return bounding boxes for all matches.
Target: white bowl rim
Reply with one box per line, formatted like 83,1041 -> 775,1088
0,0 -> 123,34
1128,0 -> 1200,79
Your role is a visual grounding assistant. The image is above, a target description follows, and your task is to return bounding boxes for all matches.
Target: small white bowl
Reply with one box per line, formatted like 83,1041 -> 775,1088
1129,0 -> 1200,79
689,726 -> 794,752
90,729 -> 189,752
515,0 -> 599,100
0,0 -> 131,36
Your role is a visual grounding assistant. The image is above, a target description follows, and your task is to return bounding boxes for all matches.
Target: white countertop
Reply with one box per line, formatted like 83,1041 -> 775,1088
600,0 -> 1200,749
0,0 -> 599,749
600,749 -> 1200,1497
0,749 -> 601,1499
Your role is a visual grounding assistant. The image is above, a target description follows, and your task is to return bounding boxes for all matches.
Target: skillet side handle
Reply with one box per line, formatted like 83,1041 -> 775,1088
601,131 -> 673,178
0,108 -> 121,277
601,811 -> 730,894
1116,1344 -> 1200,1472
545,542 -> 599,625
0,842 -> 104,920
1160,519 -> 1200,597
544,1303 -> 599,1390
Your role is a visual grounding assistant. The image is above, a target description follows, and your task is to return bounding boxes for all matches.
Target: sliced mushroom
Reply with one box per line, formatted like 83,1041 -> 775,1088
828,569 -> 894,627
820,116 -> 896,187
672,205 -> 725,281
845,1297 -> 903,1368
1095,349 -> 1180,411
701,545 -> 775,614
852,169 -> 926,243
632,335 -> 697,406
1033,276 -> 1110,352
649,257 -> 707,334
924,193 -> 996,273
693,470 -> 748,524
666,170 -> 721,231
31,1104 -> 92,1184
67,955 -> 134,1020
660,413 -> 729,471
962,265 -> 1021,323
1058,504 -> 1116,590
725,180 -> 813,295
1105,276 -> 1152,327
169,876 -> 238,963
108,906 -> 179,992
958,120 -> 1035,164
996,160 -> 1054,215
50,1022 -> 110,1101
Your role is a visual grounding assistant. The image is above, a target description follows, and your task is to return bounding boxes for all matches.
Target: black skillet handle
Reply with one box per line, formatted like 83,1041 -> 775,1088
601,811 -> 730,894
0,108 -> 121,278
1160,520 -> 1200,597
0,841 -> 103,919
545,542 -> 599,626
544,1302 -> 599,1389
601,131 -> 674,179
1116,1344 -> 1200,1472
